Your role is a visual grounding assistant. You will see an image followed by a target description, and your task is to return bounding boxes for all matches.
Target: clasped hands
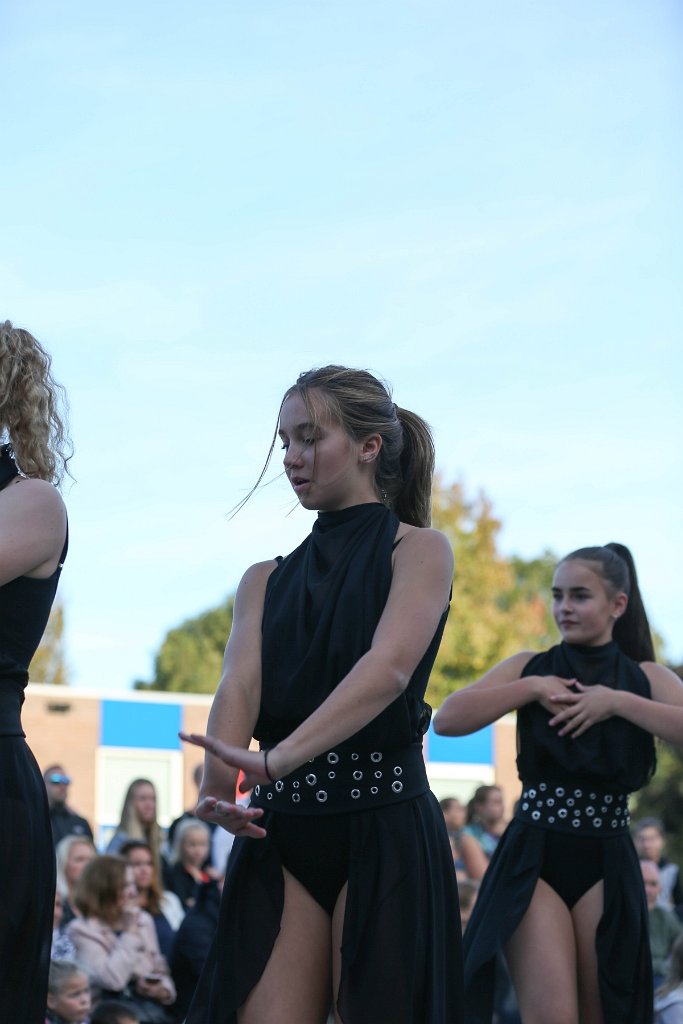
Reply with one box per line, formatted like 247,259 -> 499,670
536,675 -> 616,738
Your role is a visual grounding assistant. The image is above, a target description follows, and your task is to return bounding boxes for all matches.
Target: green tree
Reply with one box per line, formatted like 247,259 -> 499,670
428,479 -> 557,706
135,599 -> 234,693
30,600 -> 69,685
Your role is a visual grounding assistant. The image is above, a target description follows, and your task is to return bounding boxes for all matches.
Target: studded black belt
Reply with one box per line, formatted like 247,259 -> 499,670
515,780 -> 630,836
251,743 -> 429,814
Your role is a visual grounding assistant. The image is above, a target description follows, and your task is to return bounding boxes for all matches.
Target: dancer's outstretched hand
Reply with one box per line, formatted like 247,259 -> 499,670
180,731 -> 271,838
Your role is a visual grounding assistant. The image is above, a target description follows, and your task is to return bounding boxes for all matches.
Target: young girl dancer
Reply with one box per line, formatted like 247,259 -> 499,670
181,366 -> 463,1024
0,321 -> 70,1022
435,543 -> 683,1024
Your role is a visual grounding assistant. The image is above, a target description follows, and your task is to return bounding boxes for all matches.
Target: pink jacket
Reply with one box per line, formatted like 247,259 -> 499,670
67,908 -> 176,1003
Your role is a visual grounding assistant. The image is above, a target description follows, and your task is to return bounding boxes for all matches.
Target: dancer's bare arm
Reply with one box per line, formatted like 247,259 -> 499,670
433,654 -> 576,736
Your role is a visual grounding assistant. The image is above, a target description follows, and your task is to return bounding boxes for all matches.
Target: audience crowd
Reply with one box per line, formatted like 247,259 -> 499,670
45,766 -> 683,1024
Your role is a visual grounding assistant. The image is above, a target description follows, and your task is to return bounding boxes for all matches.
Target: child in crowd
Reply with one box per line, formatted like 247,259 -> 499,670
46,960 -> 91,1024
168,817 -> 213,908
90,1002 -> 140,1024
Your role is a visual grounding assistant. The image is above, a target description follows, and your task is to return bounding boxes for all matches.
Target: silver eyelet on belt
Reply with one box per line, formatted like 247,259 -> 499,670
254,785 -> 261,796
351,753 -> 359,761
393,766 -> 403,777
374,770 -> 382,779
292,793 -> 300,803
275,780 -> 284,792
316,791 -> 328,803
328,771 -> 336,780
327,752 -> 340,764
391,780 -> 404,794
370,752 -> 382,763
293,781 -> 300,789
305,774 -> 317,786
371,786 -> 378,794
351,788 -> 361,799
353,770 -> 363,781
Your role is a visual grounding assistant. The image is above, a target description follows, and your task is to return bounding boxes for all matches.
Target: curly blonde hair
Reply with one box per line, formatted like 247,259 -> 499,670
0,320 -> 71,483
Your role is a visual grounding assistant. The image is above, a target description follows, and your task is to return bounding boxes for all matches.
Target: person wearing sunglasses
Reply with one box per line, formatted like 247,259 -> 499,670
44,763 -> 94,847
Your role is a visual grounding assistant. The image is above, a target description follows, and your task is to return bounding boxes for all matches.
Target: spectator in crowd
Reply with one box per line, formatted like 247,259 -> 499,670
655,934 -> 683,1024
67,854 -> 175,1019
56,833 -> 97,925
169,879 -> 221,1020
463,784 -> 507,859
643,859 -> 683,988
44,764 -> 94,847
46,959 -> 92,1024
458,880 -> 479,932
52,888 -> 77,962
91,1001 -> 140,1024
635,818 -> 683,916
439,796 -> 466,834
167,818 -> 213,909
167,764 -> 213,852
107,779 -> 169,886
120,840 -> 184,960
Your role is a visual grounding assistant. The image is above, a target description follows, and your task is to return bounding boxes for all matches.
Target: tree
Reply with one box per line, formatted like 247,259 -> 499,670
30,600 -> 69,685
134,599 -> 234,694
428,479 -> 556,706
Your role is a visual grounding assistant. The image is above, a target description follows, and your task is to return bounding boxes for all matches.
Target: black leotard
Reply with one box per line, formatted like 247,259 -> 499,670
463,640 -> 655,1023
187,503 -> 463,1024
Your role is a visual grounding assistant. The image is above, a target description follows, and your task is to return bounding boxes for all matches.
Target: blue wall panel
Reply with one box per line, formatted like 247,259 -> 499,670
102,701 -> 182,750
427,723 -> 493,765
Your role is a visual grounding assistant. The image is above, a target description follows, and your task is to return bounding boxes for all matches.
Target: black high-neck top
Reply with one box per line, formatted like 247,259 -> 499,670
518,640 -> 656,792
0,445 -> 68,735
255,502 -> 447,752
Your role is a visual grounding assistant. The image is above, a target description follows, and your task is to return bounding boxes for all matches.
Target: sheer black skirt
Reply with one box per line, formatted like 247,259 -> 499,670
187,791 -> 463,1024
0,734 -> 55,1023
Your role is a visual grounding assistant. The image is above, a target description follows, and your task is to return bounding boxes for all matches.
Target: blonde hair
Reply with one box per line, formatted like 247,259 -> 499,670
55,834 -> 96,898
170,816 -> 211,865
0,320 -> 71,483
115,778 -> 164,876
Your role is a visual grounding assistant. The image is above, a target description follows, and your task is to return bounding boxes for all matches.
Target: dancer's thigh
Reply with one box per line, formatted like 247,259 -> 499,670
572,880 -> 605,1024
504,878 -> 579,1024
238,867 -> 332,1024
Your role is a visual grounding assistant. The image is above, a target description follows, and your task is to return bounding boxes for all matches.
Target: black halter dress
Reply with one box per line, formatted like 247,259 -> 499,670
0,445 -> 68,1023
463,640 -> 656,1024
187,503 -> 463,1024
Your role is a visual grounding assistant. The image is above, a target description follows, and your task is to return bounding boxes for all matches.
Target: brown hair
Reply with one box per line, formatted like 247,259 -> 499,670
73,855 -> 127,925
559,543 -> 655,662
245,365 -> 435,527
119,840 -> 165,917
0,321 -> 71,483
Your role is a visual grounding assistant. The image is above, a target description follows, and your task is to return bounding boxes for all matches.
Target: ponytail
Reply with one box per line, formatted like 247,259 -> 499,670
390,407 -> 434,528
604,542 -> 656,662
562,543 -> 656,662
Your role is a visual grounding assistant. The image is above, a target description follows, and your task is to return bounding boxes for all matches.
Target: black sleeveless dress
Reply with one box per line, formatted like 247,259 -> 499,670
0,445 -> 68,1023
187,503 -> 463,1024
463,641 -> 656,1024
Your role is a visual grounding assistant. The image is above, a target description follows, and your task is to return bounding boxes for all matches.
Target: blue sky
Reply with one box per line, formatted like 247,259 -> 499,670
3,1 -> 682,690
